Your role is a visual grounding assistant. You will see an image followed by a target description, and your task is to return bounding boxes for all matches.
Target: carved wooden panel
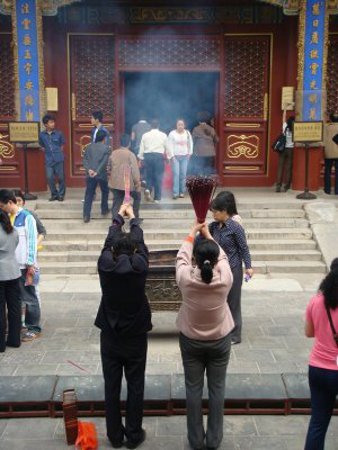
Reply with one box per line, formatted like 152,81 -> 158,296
69,34 -> 115,176
224,37 -> 269,118
327,34 -> 338,115
222,35 -> 270,180
0,33 -> 15,117
118,38 -> 221,69
70,35 -> 115,118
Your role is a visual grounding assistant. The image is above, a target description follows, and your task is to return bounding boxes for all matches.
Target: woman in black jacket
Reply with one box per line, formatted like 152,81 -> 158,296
95,204 -> 152,449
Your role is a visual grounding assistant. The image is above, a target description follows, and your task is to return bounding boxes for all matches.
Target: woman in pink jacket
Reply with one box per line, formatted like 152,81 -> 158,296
304,258 -> 338,450
176,222 -> 233,450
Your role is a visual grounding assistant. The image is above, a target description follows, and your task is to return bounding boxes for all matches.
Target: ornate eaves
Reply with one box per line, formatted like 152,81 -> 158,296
0,0 -> 81,16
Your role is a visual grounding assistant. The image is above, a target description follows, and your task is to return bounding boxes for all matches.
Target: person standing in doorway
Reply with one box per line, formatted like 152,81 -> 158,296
138,119 -> 169,204
276,105 -> 295,192
39,114 -> 66,201
176,221 -> 233,450
323,112 -> 338,195
82,129 -> 110,223
91,110 -> 111,148
0,209 -> 21,353
167,119 -> 193,200
304,258 -> 338,450
108,134 -> 141,219
95,203 -> 152,449
0,189 -> 40,342
130,113 -> 151,157
209,192 -> 253,345
191,111 -> 218,176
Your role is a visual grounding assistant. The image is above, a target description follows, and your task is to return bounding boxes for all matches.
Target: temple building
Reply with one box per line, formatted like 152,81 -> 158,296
0,0 -> 337,191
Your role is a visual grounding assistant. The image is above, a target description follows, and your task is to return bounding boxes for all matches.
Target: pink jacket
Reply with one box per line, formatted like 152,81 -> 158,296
176,240 -> 234,340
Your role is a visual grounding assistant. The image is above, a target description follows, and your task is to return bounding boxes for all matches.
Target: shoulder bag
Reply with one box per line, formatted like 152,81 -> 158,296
326,306 -> 338,348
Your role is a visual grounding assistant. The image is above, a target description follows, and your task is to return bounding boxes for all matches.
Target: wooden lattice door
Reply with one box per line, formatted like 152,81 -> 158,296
69,34 -> 115,177
221,35 -> 271,185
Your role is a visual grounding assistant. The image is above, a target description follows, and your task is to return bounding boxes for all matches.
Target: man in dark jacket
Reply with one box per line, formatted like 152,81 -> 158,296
82,129 -> 110,223
95,203 -> 152,449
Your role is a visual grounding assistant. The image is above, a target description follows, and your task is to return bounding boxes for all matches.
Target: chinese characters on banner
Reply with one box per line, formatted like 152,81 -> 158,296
15,0 -> 40,121
302,0 -> 326,121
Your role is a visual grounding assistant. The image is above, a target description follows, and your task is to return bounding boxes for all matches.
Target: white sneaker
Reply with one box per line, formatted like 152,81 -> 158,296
144,189 -> 151,202
154,200 -> 160,204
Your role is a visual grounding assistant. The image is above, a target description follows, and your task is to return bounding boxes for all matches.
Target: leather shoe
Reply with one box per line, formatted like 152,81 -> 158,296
83,216 -> 90,223
58,196 -> 64,201
125,429 -> 146,449
49,196 -> 58,201
110,440 -> 124,449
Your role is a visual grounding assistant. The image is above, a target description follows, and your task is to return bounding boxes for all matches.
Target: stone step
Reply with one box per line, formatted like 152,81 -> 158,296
37,249 -> 322,263
34,208 -> 306,220
34,200 -> 305,211
38,259 -> 326,275
43,228 -> 313,241
41,238 -> 317,252
39,218 -> 309,230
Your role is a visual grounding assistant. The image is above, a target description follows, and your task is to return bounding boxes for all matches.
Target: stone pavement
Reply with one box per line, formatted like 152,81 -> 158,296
0,290 -> 317,377
0,415 -> 338,450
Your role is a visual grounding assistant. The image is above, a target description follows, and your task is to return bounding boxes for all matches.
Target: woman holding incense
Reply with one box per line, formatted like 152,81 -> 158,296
95,203 -> 151,449
176,221 -> 233,450
209,191 -> 253,345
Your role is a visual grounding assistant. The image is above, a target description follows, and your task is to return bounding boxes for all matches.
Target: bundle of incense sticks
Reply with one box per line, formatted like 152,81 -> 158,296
186,176 -> 217,223
123,164 -> 131,204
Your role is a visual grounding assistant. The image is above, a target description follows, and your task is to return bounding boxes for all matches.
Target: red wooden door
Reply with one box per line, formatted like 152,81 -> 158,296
220,35 -> 271,186
69,34 -> 115,179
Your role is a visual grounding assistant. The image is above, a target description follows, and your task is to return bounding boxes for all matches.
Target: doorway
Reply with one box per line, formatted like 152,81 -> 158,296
123,72 -> 219,134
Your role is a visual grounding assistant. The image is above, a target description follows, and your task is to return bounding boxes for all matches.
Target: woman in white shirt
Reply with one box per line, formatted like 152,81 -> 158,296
276,105 -> 295,193
167,119 -> 193,199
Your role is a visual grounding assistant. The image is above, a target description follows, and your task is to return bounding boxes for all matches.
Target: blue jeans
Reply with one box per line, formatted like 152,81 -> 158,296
45,161 -> 66,198
83,176 -> 109,219
304,365 -> 338,450
172,156 -> 189,196
144,153 -> 164,201
179,332 -> 231,449
18,269 -> 41,333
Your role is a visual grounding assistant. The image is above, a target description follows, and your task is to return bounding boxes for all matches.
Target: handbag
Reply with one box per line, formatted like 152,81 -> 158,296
75,421 -> 98,450
332,133 -> 338,145
272,133 -> 287,153
326,306 -> 338,348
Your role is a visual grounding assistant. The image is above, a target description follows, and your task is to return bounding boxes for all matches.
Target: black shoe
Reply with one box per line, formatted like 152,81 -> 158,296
283,185 -> 290,192
231,339 -> 241,345
275,186 -> 281,193
83,216 -> 90,223
125,430 -> 146,449
58,196 -> 64,202
110,440 -> 124,449
49,196 -> 58,201
101,210 -> 109,216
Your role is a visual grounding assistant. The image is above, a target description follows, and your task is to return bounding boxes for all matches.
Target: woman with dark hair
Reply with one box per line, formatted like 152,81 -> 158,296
176,222 -> 233,450
95,204 -> 152,449
0,209 -> 21,352
209,191 -> 253,345
276,105 -> 295,192
304,258 -> 338,450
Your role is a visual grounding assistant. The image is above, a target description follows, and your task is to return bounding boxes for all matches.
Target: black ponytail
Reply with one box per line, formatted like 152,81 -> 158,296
193,239 -> 220,284
319,258 -> 338,310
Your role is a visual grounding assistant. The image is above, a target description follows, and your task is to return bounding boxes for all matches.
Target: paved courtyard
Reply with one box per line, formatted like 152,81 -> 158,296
0,415 -> 338,450
0,289 -> 319,377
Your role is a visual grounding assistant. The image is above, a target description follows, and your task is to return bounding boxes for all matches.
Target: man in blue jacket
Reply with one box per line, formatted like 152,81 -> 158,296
39,114 -> 66,201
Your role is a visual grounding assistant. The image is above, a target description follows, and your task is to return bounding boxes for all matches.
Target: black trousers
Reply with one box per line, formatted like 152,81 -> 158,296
111,189 -> 141,219
227,264 -> 243,342
0,278 -> 21,352
144,153 -> 164,200
100,331 -> 147,444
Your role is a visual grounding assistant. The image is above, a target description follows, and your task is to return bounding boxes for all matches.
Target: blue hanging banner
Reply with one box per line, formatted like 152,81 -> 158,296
302,0 -> 326,121
14,0 -> 41,121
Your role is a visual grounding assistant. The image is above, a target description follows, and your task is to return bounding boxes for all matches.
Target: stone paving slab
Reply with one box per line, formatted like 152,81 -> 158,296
1,416 -> 338,450
0,291 -> 316,377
